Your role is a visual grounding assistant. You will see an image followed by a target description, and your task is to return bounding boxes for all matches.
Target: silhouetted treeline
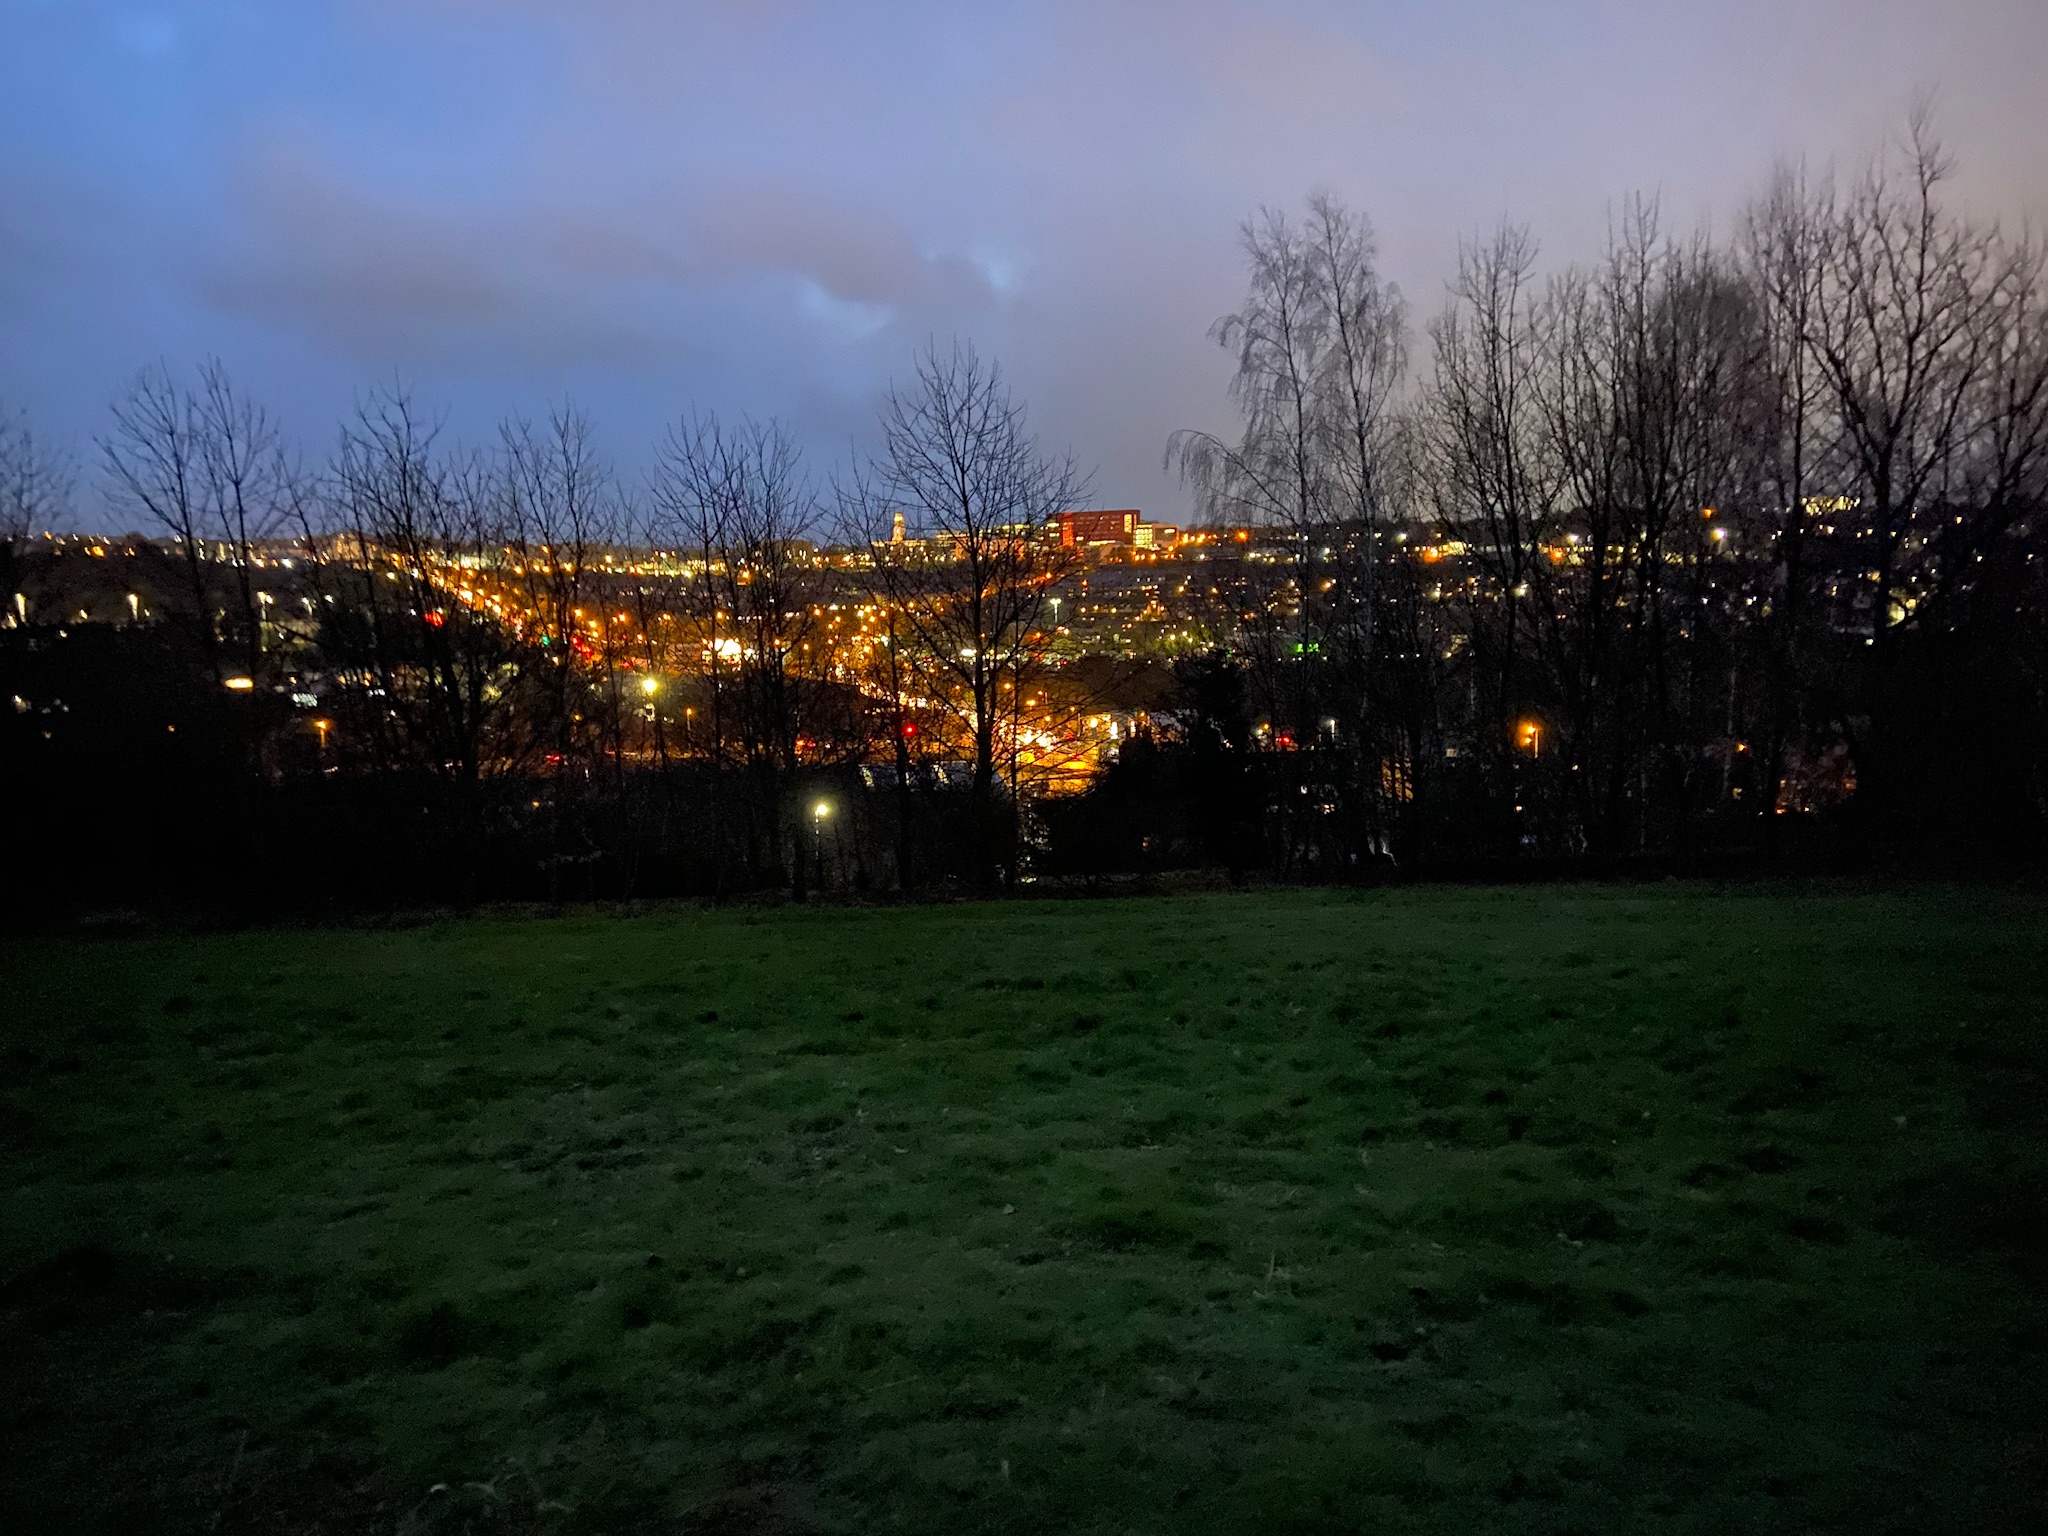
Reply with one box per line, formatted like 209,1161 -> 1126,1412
3,346 -> 1080,918
1138,119 -> 2047,876
0,613 -> 1009,919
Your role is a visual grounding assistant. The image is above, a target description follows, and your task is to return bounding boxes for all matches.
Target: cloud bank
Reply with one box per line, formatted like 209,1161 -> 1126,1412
1,0 -> 2044,520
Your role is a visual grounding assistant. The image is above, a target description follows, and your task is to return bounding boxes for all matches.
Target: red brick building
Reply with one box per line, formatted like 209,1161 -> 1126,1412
1055,509 -> 1141,546
1052,510 -> 1179,550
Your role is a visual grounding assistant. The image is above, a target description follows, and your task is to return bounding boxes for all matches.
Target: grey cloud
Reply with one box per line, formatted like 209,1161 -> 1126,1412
192,140 -> 1009,398
0,166 -> 113,302
197,146 -> 691,369
12,0 -> 2048,526
695,187 -> 944,307
205,151 -> 515,325
547,184 -> 995,315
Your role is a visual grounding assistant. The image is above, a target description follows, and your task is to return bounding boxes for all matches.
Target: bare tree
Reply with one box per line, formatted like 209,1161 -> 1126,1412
193,361 -> 297,677
1168,196 -> 1416,862
1957,236 -> 2048,552
1741,162 -> 1835,832
1808,116 -> 2002,652
1304,195 -> 1409,845
650,411 -> 822,891
1788,114 -> 2011,825
1533,204 -> 1750,850
1308,196 -> 1407,528
102,366 -> 218,675
830,504 -> 928,892
1170,207 -> 1331,662
497,405 -> 626,895
649,412 -> 744,889
100,361 -> 297,679
621,491 -> 685,773
849,341 -> 1085,887
1421,225 -> 1558,812
717,417 -> 820,893
0,405 -> 71,624
326,388 -> 533,884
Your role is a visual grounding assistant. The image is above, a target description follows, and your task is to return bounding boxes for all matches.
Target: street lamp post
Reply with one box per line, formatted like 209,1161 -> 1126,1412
812,799 -> 832,892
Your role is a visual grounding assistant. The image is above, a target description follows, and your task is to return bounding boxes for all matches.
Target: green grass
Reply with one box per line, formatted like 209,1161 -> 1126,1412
4,884 -> 2045,1534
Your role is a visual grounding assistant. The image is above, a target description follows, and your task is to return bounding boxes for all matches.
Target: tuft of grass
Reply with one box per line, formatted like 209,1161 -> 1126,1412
2,882 -> 2045,1533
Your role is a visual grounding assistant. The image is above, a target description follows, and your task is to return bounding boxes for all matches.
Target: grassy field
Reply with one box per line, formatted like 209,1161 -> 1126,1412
3,884 -> 2045,1534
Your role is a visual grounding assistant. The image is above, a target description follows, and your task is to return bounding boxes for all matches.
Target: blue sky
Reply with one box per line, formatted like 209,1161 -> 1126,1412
3,0 -> 2044,524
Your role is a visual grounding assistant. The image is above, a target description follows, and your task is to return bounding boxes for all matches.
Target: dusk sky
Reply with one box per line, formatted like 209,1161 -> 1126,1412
4,0 -> 2045,525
